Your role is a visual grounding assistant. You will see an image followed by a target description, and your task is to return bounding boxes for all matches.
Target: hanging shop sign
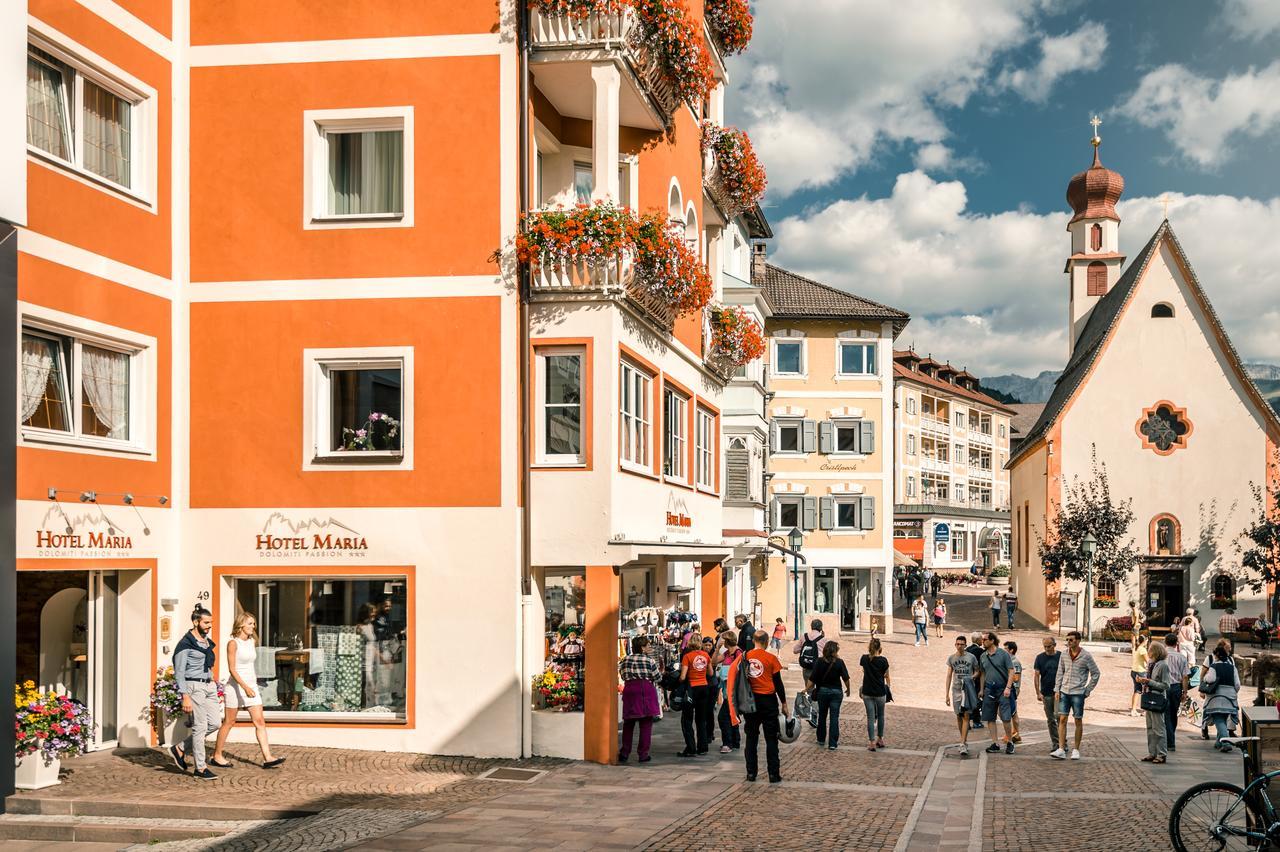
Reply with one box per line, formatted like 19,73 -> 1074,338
35,505 -> 136,556
933,522 -> 951,543
255,512 -> 368,556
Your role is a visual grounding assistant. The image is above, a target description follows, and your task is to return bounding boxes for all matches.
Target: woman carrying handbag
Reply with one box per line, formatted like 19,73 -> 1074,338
1136,641 -> 1171,764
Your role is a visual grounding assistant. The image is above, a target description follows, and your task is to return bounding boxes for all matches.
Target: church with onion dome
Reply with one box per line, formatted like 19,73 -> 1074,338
1008,122 -> 1280,635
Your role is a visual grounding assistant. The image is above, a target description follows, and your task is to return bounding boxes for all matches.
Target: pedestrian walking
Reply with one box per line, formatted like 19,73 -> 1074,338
1128,600 -> 1146,636
1201,644 -> 1242,751
1003,641 -> 1022,744
912,596 -> 929,646
735,614 -> 756,655
1137,640 -> 1171,763
1217,607 -> 1239,639
169,605 -> 222,779
210,612 -> 283,770
978,633 -> 1017,754
894,567 -> 906,602
859,638 -> 891,751
1051,630 -> 1101,760
701,636 -> 719,746
730,630 -> 791,783
715,634 -> 743,753
1005,590 -> 1018,630
966,635 -> 986,730
617,636 -> 661,763
945,635 -> 979,756
1177,615 -> 1198,664
793,619 -> 827,689
1162,632 -> 1189,752
1129,634 -> 1150,717
930,572 -> 943,600
677,631 -> 713,756
810,642 -> 850,750
990,590 -> 1002,628
770,618 -> 786,653
1033,637 -> 1061,752
933,598 -> 947,638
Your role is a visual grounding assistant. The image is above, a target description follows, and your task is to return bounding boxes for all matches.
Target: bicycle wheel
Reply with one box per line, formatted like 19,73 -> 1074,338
1170,781 -> 1267,852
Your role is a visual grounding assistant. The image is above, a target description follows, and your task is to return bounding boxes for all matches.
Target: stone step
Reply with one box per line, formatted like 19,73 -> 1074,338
0,813 -> 234,844
4,795 -> 316,821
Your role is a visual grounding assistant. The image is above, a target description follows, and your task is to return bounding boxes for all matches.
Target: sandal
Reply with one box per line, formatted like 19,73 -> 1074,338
1140,756 -> 1155,762
209,758 -> 233,768
1152,757 -> 1167,764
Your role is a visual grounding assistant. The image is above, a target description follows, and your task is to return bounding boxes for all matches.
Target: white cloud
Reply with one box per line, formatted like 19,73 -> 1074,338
1223,0 -> 1280,40
913,143 -> 985,174
728,0 -> 1042,196
1119,61 -> 1280,167
996,22 -> 1108,102
766,172 -> 1280,376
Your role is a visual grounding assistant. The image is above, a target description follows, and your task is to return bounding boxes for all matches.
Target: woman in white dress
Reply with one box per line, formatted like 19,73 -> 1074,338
210,612 -> 284,768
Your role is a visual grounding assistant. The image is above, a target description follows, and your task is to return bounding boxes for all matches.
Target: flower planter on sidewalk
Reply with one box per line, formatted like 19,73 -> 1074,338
14,752 -> 60,790
159,710 -> 193,748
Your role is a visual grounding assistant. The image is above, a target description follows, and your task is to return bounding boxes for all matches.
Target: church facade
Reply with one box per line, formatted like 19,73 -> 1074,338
1009,140 -> 1280,635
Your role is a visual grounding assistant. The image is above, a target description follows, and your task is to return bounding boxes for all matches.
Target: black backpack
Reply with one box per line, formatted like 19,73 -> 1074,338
798,634 -> 822,668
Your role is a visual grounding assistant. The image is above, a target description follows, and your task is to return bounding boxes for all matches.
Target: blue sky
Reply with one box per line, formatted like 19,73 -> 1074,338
727,0 -> 1280,376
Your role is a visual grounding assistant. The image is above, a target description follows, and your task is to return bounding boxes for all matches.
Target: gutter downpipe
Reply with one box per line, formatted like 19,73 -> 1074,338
517,0 -> 534,759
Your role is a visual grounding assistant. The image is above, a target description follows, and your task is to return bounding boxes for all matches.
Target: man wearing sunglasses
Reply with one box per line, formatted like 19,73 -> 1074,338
1051,631 -> 1101,760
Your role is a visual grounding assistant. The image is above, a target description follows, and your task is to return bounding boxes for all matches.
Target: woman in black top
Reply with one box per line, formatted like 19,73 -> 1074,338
809,641 -> 851,749
860,638 -> 891,751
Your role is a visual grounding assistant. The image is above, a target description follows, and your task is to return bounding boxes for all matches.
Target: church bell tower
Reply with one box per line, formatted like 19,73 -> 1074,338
1064,117 -> 1125,356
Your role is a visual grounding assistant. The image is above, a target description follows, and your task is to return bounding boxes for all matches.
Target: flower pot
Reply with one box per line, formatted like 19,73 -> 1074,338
15,752 -> 60,790
986,576 -> 1010,585
159,710 -> 192,748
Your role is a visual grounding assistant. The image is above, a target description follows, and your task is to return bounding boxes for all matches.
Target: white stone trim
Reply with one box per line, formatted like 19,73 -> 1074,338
827,483 -> 865,495
18,231 -> 171,298
771,405 -> 806,418
188,276 -> 504,301
189,33 -> 504,67
828,406 -> 864,419
72,0 -> 172,59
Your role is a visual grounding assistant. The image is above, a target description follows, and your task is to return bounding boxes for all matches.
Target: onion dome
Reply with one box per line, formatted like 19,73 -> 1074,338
1067,141 -> 1124,225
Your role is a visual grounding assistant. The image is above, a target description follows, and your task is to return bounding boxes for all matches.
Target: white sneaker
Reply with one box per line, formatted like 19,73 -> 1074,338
1049,748 -> 1066,760
915,641 -> 920,647
960,743 -> 969,756
1070,749 -> 1081,760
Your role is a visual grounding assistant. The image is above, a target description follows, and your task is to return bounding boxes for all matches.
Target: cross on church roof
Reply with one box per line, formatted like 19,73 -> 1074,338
1089,115 -> 1102,146
1159,194 -> 1173,219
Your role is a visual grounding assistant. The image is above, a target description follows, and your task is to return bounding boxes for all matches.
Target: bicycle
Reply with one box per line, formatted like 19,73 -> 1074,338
1169,735 -> 1277,851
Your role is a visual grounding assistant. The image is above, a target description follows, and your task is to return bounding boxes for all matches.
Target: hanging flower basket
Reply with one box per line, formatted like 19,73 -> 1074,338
529,0 -> 630,20
632,0 -> 717,106
517,202 -> 637,267
707,304 -> 765,366
701,121 -> 767,216
704,0 -> 752,55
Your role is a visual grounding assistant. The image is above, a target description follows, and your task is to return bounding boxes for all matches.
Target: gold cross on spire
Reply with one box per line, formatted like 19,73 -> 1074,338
1159,193 -> 1172,219
1090,115 -> 1102,147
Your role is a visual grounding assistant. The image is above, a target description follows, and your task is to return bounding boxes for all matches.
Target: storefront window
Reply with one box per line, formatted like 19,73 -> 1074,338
813,569 -> 835,613
539,570 -> 585,712
232,576 -> 407,719
621,567 -> 652,626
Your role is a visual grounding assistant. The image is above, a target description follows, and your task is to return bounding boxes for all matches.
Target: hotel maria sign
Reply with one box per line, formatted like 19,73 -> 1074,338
255,513 -> 368,557
36,506 -> 136,556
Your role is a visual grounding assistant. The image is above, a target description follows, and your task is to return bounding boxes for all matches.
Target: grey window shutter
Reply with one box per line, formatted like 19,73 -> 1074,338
726,448 -> 750,500
818,420 -> 833,454
802,496 -> 817,531
860,420 -> 875,454
770,497 -> 780,529
861,495 -> 876,530
819,495 -> 834,530
769,420 -> 778,454
802,419 -> 817,453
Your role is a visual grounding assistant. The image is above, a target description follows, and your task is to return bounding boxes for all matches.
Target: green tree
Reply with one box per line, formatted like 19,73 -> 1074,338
1234,454 -> 1280,621
1037,449 -> 1140,632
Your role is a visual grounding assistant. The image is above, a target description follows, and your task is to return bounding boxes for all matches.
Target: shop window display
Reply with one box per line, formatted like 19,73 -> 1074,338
231,577 -> 407,719
537,571 -> 587,712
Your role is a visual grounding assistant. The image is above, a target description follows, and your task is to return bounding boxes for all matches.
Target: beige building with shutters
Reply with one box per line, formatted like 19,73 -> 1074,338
754,252 -> 909,637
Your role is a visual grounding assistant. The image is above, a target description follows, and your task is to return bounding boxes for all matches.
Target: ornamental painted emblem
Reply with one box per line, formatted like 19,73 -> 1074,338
1135,401 -> 1192,455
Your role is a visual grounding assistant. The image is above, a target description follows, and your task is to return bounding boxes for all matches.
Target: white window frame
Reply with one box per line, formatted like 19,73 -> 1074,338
775,495 -> 803,530
26,24 -> 157,208
906,475 -> 916,498
18,302 -> 155,458
303,346 -> 414,471
907,434 -> 916,455
831,418 -> 862,455
775,417 -> 802,455
619,359 -> 652,473
906,397 -> 916,415
833,497 -> 863,531
535,346 -> 585,467
695,406 -> 715,491
303,106 -> 414,230
951,534 -> 967,560
663,387 -> 688,483
836,340 -> 877,377
771,333 -> 806,378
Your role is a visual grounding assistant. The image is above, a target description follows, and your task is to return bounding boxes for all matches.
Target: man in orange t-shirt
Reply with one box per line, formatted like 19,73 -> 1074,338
742,630 -> 791,782
679,634 -> 714,756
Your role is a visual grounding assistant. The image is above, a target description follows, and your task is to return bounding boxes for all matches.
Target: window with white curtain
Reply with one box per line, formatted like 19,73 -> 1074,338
21,328 -> 137,446
26,42 -> 145,196
305,107 -> 413,228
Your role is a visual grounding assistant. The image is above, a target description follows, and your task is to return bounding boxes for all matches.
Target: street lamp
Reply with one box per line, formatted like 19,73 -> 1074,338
789,527 -> 803,641
1081,532 -> 1098,641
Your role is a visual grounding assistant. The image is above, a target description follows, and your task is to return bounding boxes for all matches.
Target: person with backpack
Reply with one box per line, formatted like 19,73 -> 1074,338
793,619 -> 827,690
714,634 -> 743,753
728,630 -> 792,783
676,631 -> 713,757
810,641 -> 851,750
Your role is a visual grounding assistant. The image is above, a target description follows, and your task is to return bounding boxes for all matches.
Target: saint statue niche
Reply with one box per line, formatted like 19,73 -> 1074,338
1156,518 -> 1174,555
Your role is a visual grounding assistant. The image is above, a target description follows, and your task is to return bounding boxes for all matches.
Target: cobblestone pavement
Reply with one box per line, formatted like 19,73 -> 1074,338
3,585 -> 1258,850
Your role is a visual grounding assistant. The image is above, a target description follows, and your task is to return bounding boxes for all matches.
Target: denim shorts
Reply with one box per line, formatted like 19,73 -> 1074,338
981,682 -> 1012,722
1058,693 -> 1087,719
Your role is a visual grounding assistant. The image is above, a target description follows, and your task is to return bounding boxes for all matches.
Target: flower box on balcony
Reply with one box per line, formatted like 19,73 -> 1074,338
706,304 -> 765,368
702,122 -> 766,217
704,0 -> 752,55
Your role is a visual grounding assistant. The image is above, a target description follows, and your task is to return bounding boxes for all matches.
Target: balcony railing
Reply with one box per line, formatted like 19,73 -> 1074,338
921,415 -> 950,435
529,8 -> 679,120
921,456 -> 950,473
704,150 -> 735,218
530,251 -> 675,329
904,490 -> 1009,512
970,429 -> 993,446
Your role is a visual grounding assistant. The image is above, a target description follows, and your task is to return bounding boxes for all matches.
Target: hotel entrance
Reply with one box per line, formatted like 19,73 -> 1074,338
16,569 -> 120,749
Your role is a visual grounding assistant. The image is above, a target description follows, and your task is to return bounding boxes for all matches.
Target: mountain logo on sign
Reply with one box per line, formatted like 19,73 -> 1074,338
665,493 -> 692,529
37,506 -> 133,550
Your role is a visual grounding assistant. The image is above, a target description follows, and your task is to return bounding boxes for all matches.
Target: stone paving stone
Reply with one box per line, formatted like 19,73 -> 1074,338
983,795 -> 1168,852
